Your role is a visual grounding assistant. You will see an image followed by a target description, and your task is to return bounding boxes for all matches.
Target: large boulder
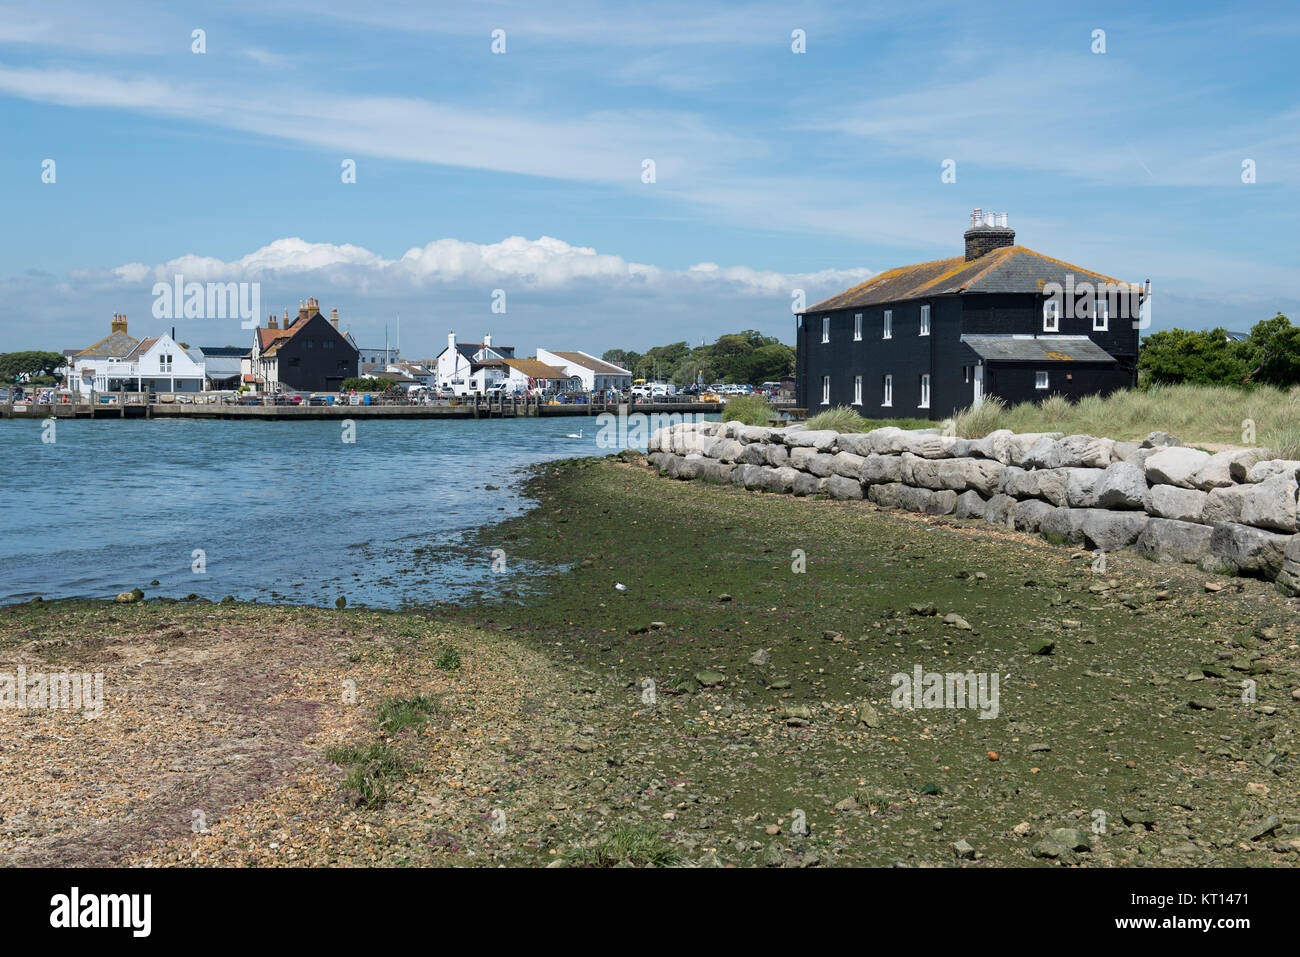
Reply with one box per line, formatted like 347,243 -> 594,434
1141,431 -> 1182,449
772,466 -> 801,492
826,474 -> 865,500
906,457 -> 1003,496
1144,447 -> 1212,488
1064,468 -> 1106,507
983,493 -> 1017,527
1023,434 -> 1114,470
867,482 -> 905,509
737,426 -> 775,444
783,429 -> 838,450
701,460 -> 736,484
859,454 -> 905,486
1199,523 -> 1291,579
1040,507 -> 1090,546
1000,466 -> 1068,506
711,438 -> 745,463
966,429 -> 1015,464
1007,433 -> 1065,467
897,486 -> 957,515
765,443 -> 790,468
1093,462 -> 1149,509
1013,499 -> 1055,532
1192,449 -> 1264,490
954,490 -> 988,519
1274,535 -> 1300,596
1081,510 -> 1149,552
831,451 -> 866,479
835,433 -> 875,456
1146,485 -> 1209,524
790,448 -> 837,477
740,442 -> 769,465
1245,460 -> 1300,484
1136,518 -> 1213,565
1228,449 -> 1271,482
1202,475 -> 1298,532
791,472 -> 824,497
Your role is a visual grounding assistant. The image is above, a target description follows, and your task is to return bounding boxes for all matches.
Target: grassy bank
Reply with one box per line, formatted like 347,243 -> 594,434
3,457 -> 1299,866
808,383 -> 1300,453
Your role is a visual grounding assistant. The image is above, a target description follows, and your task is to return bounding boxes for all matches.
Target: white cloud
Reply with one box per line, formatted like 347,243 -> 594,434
113,235 -> 874,294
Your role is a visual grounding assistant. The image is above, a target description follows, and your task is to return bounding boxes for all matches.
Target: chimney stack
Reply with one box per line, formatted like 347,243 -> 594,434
330,307 -> 339,330
268,313 -> 278,330
484,332 -> 492,349
963,209 -> 1015,261
111,313 -> 128,335
448,330 -> 456,354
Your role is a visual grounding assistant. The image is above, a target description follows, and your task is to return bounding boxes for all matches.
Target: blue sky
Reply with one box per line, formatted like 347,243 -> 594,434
1,0 -> 1297,358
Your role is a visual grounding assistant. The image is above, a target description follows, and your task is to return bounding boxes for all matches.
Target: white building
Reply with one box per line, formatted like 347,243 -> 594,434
432,332 -> 515,395
62,316 -> 206,395
500,358 -> 580,394
535,350 -> 633,392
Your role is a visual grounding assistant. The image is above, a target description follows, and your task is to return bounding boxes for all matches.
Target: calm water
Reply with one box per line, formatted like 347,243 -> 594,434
0,415 -> 708,608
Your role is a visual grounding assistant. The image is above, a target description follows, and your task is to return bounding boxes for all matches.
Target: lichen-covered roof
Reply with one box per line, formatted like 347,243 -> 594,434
960,335 -> 1118,363
74,330 -> 140,359
807,246 -> 1140,312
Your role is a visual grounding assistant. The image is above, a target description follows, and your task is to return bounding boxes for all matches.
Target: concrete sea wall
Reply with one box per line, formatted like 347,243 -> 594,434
646,420 -> 1300,594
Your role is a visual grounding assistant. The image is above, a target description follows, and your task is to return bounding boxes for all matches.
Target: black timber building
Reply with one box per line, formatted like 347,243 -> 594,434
795,210 -> 1142,420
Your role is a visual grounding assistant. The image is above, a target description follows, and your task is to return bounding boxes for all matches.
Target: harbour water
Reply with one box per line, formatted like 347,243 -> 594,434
0,415 -> 715,608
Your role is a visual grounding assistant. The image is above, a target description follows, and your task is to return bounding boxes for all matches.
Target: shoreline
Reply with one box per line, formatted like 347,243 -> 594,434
3,456 -> 1298,867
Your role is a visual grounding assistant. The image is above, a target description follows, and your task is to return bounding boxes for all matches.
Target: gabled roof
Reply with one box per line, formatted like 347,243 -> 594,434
961,335 -> 1117,363
126,336 -> 160,359
74,330 -> 140,359
503,358 -> 570,379
807,246 -> 1140,312
548,351 -> 631,375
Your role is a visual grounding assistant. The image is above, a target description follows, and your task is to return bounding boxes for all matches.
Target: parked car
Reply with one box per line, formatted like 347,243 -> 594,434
307,394 -> 331,406
289,394 -> 304,405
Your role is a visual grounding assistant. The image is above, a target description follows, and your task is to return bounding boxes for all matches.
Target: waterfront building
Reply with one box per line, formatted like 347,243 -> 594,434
795,210 -> 1143,419
535,350 -> 633,392
247,298 -> 359,393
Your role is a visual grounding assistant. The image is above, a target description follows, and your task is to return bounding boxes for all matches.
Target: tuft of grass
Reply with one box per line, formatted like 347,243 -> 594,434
566,823 -> 682,868
434,645 -> 462,671
804,405 -> 872,433
937,383 -> 1300,447
721,394 -> 774,426
948,396 -> 1007,438
1263,424 -> 1300,460
375,693 -> 442,734
324,742 -> 411,808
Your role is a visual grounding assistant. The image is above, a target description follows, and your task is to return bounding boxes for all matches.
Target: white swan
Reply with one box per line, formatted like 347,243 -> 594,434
566,428 -> 584,439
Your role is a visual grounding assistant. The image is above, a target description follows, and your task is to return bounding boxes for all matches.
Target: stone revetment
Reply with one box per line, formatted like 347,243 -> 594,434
646,420 -> 1300,594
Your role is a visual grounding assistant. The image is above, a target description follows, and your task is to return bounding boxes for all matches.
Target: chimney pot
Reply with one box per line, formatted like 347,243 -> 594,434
962,209 -> 1015,261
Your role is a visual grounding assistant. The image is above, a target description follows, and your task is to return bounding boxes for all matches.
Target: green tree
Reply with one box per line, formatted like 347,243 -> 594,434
0,350 -> 66,383
1240,313 -> 1300,386
1137,328 -> 1246,385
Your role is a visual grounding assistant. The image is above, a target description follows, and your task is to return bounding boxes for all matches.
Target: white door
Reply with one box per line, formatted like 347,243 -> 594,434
972,363 -> 984,406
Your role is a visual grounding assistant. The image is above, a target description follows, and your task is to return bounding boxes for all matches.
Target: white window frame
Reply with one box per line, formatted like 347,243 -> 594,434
1035,371 -> 1049,390
882,374 -> 893,407
883,310 -> 892,339
1043,299 -> 1060,332
821,375 -> 830,405
854,313 -> 862,341
1093,297 -> 1109,331
919,373 -> 931,409
821,316 -> 830,344
919,304 -> 931,336
853,375 -> 862,405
